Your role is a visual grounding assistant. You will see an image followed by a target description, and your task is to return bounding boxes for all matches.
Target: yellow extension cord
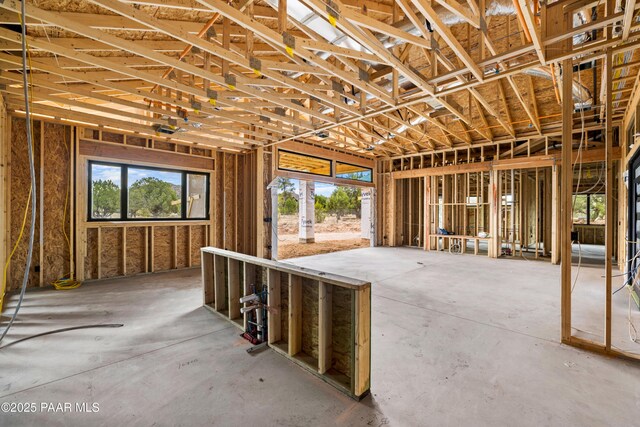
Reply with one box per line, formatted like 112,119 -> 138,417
0,189 -> 32,311
52,156 -> 81,291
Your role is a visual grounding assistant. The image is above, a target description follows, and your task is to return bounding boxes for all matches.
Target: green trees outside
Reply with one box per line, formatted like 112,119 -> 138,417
572,194 -> 606,225
589,195 -> 606,224
91,179 -> 120,218
325,186 -> 361,221
277,179 -> 362,222
128,177 -> 180,218
572,195 -> 588,224
327,187 -> 351,220
278,178 -> 299,215
315,194 -> 327,223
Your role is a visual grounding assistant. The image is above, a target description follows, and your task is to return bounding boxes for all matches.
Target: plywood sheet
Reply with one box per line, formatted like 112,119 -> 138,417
42,122 -> 71,286
153,226 -> 172,271
9,117 -> 41,290
175,225 -> 189,268
332,286 -> 352,378
154,140 -> 174,152
126,226 -> 146,275
190,225 -> 206,266
101,227 -> 123,278
223,153 -> 236,251
85,228 -> 99,280
280,271 -> 289,344
301,278 -> 319,361
101,131 -> 124,144
126,135 -> 147,148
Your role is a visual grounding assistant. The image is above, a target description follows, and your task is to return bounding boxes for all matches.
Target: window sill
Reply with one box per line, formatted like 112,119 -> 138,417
84,219 -> 210,227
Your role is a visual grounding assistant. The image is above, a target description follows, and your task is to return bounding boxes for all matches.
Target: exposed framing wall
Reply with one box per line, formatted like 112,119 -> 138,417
4,116 -> 256,291
378,141 -> 621,263
0,96 -> 8,298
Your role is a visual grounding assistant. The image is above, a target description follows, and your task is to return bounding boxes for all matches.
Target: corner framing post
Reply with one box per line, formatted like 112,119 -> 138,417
561,58 -> 573,343
489,169 -> 501,258
256,146 -> 265,258
271,183 -> 278,260
424,176 -> 430,251
389,176 -> 397,247
551,164 -> 560,264
605,47 -> 613,350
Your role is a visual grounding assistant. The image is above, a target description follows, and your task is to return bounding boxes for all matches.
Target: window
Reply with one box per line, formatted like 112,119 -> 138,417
90,163 -> 122,219
277,150 -> 331,177
572,195 -> 588,224
88,161 -> 209,221
589,194 -> 605,224
572,194 -> 605,225
335,161 -> 372,183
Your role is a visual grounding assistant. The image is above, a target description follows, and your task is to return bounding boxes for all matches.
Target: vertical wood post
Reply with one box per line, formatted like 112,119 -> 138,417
561,58 -> 573,343
228,258 -> 240,320
551,165 -> 560,264
267,268 -> 281,343
605,47 -> 613,350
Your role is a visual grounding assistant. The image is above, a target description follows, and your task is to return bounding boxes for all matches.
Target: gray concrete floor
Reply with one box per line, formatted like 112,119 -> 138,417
1,247 -> 640,426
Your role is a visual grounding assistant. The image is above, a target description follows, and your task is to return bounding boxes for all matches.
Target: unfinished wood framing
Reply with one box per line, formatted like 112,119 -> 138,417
201,247 -> 371,399
3,0 -> 640,386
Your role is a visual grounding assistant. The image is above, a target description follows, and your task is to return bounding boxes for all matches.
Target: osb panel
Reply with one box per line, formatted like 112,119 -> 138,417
236,154 -> 248,254
384,173 -> 392,246
190,225 -> 206,266
253,265 -> 267,293
263,149 -> 273,259
192,147 -> 206,156
280,271 -> 289,344
153,226 -> 173,271
301,278 -> 319,361
85,228 -> 99,280
223,153 -> 236,250
154,140 -> 175,152
101,131 -> 124,144
214,152 -> 224,248
126,135 -> 147,147
332,286 -> 352,378
176,144 -> 190,154
101,227 -> 123,278
126,227 -> 146,275
175,225 -> 189,269
9,117 -> 41,290
42,122 -> 71,286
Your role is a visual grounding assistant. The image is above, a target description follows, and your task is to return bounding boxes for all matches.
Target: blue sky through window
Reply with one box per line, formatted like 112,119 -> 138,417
288,179 -> 335,197
127,168 -> 181,187
92,165 -> 182,187
92,164 -> 121,185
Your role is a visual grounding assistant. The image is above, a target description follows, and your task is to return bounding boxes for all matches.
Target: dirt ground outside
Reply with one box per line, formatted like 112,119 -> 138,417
277,214 -> 369,259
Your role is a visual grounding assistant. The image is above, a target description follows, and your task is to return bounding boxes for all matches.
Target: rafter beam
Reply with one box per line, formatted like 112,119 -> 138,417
516,0 -> 545,64
413,0 -> 484,82
299,0 -> 436,97
193,0 -> 396,105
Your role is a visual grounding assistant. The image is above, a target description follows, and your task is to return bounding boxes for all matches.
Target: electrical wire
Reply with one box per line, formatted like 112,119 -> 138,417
569,67 -> 587,295
0,324 -> 124,350
0,4 -> 38,344
571,240 -> 582,293
0,20 -> 37,311
0,189 -> 32,309
52,132 -> 81,290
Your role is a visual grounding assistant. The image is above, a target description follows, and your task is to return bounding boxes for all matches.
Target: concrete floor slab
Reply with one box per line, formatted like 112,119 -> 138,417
1,248 -> 639,426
